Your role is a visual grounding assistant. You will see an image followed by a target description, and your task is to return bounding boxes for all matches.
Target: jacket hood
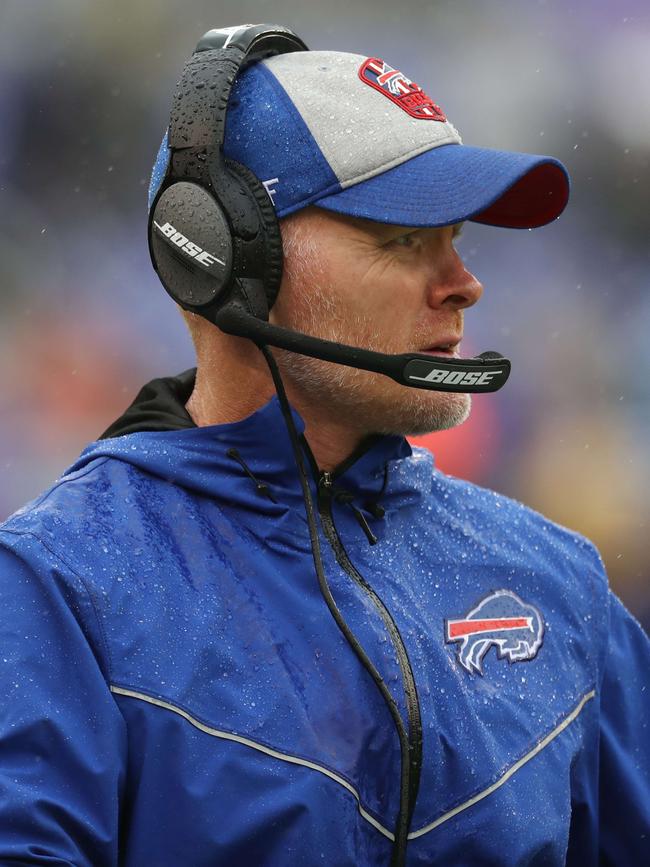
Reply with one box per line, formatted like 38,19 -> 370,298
99,367 -> 197,439
64,370 -> 432,542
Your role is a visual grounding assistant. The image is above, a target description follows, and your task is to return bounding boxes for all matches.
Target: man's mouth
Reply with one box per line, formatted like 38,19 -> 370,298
418,339 -> 462,358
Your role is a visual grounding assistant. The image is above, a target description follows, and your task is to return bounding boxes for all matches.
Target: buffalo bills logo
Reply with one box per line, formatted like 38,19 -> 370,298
445,590 -> 544,675
358,58 -> 447,121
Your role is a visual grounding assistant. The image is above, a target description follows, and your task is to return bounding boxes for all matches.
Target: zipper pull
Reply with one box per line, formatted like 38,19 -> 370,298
317,471 -> 333,506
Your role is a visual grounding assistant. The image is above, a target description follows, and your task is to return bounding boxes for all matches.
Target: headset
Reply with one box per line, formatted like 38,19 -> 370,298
147,23 -> 511,396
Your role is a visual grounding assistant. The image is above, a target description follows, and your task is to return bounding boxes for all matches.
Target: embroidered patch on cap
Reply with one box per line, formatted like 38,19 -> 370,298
358,57 -> 447,121
445,589 -> 545,675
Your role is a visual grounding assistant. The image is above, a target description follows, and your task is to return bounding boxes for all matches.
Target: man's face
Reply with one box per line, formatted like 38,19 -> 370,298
270,206 -> 484,438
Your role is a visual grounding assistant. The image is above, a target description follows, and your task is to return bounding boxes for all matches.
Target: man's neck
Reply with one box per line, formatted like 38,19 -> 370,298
185,346 -> 368,472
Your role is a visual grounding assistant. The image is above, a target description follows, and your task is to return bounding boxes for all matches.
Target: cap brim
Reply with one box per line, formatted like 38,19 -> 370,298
312,143 -> 570,229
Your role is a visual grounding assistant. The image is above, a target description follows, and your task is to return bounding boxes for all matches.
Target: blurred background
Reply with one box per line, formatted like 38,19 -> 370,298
1,0 -> 648,629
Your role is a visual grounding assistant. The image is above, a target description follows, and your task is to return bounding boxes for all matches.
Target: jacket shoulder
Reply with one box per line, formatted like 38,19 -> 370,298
430,461 -> 604,565
2,455 -> 116,542
0,454 -> 163,588
422,457 -> 610,619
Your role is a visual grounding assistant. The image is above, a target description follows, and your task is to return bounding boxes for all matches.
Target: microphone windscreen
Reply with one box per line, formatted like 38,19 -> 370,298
476,350 -> 504,361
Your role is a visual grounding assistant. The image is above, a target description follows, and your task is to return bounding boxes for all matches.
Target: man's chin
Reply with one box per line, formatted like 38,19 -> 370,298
369,390 -> 473,437
275,349 -> 472,436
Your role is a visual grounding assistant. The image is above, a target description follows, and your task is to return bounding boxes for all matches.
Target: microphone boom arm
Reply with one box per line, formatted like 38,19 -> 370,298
214,303 -> 510,394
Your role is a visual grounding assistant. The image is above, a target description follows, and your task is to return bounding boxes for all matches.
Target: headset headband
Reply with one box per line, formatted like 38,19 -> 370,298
167,25 -> 308,185
149,24 -> 309,322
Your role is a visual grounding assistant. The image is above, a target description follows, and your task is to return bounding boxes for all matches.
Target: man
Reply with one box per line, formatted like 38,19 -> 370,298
1,30 -> 648,867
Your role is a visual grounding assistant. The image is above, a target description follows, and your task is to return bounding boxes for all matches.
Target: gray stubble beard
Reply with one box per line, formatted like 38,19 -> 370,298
273,271 -> 472,438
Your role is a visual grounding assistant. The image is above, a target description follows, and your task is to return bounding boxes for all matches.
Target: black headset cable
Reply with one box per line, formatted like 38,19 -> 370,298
259,343 -> 412,867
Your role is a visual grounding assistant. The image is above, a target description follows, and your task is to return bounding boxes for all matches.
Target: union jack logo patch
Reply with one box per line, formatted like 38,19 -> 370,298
358,57 -> 447,121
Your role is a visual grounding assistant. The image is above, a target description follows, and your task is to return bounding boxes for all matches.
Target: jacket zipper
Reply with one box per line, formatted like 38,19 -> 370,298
318,470 -> 423,865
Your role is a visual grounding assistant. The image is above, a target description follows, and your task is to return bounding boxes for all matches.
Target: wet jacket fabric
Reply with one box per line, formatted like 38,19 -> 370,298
1,369 -> 648,866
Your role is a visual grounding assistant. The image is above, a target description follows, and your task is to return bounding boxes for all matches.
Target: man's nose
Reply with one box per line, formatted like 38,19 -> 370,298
426,248 -> 484,310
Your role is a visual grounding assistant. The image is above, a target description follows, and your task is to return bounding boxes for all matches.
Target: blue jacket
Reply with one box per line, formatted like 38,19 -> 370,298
1,370 -> 648,865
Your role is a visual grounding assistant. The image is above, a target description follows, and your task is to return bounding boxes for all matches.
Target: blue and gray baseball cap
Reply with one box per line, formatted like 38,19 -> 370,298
149,50 -> 570,229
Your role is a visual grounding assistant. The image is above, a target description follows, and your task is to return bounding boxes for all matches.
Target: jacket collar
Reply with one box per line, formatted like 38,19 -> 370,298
70,369 -> 433,541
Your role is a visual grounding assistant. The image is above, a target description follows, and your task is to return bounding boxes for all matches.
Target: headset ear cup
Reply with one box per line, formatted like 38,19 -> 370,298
224,159 -> 284,311
149,181 -> 234,312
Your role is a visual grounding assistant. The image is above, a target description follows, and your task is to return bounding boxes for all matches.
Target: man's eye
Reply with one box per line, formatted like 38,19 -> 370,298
392,233 -> 417,248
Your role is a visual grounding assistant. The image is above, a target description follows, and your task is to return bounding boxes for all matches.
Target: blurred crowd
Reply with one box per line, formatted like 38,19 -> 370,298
1,0 -> 648,628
